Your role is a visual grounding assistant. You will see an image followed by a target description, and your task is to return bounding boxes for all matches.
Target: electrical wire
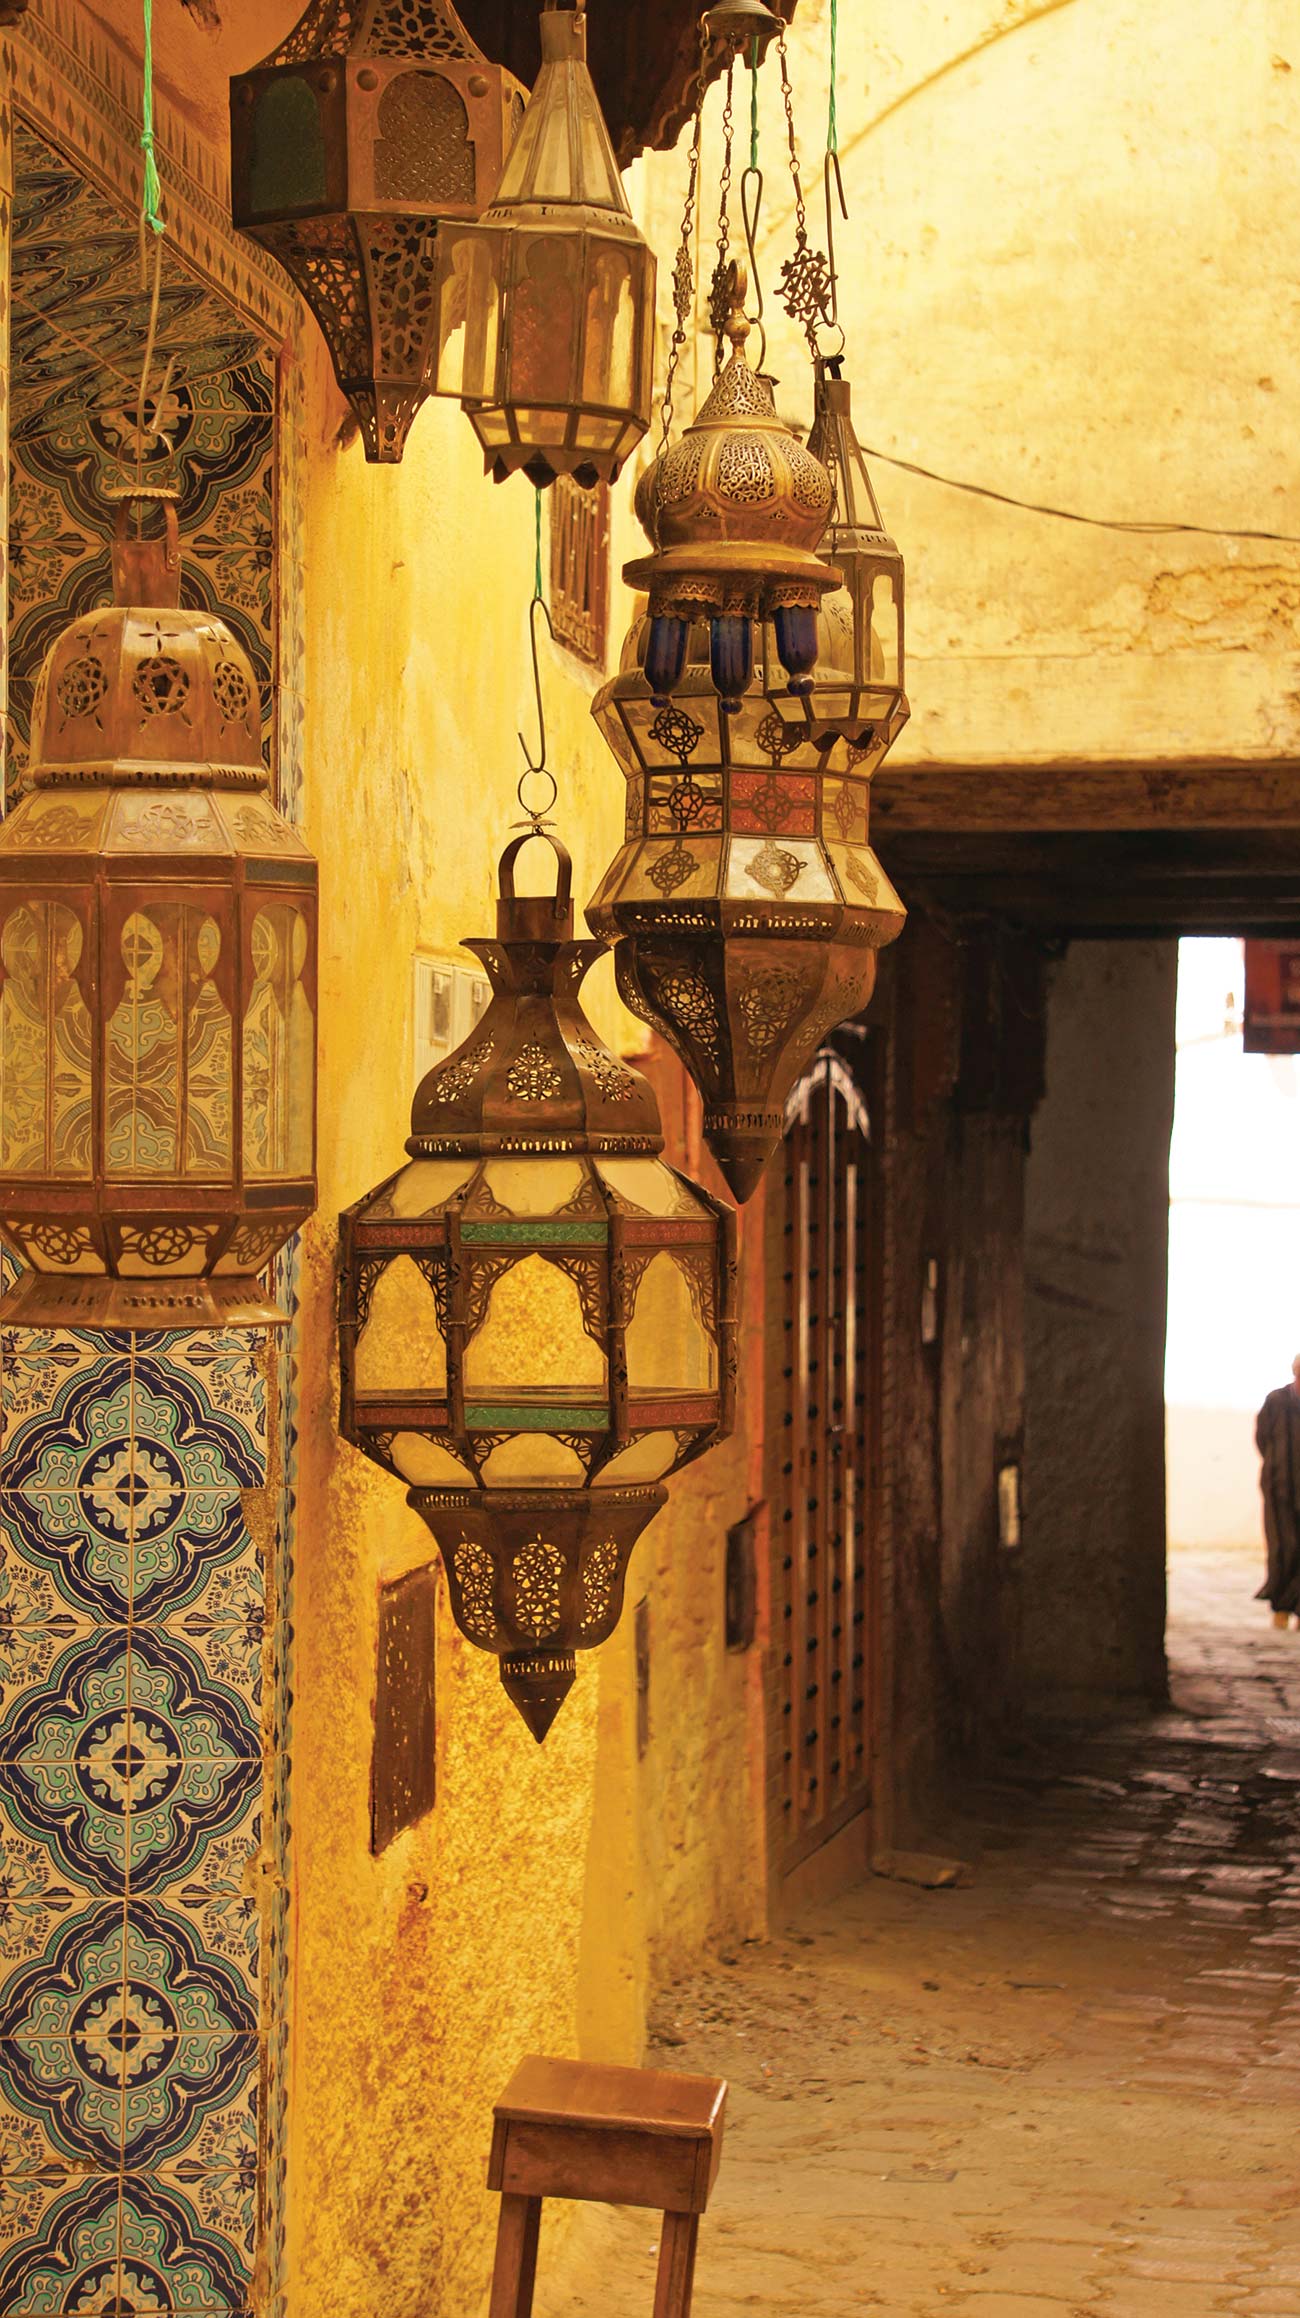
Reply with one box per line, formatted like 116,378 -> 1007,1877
857,441 -> 1300,547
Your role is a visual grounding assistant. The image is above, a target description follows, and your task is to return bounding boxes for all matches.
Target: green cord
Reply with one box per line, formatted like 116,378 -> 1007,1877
140,0 -> 165,234
533,488 -> 543,600
828,0 -> 839,156
749,35 -> 760,170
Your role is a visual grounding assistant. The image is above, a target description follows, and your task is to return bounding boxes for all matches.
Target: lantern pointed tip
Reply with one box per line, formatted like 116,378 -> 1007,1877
502,1653 -> 577,1742
711,1142 -> 778,1205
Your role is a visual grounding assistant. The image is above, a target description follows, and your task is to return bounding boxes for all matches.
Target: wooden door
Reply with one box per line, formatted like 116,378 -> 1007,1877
767,1036 -> 880,1878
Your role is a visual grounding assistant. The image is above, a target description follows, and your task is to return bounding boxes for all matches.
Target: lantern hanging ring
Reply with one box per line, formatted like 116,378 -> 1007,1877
516,593 -> 560,829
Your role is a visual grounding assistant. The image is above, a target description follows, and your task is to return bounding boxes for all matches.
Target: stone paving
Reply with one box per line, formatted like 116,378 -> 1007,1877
536,1542 -> 1300,2318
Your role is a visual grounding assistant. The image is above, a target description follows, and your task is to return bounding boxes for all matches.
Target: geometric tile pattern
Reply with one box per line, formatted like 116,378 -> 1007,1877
0,10 -> 306,2310
0,1328 -> 269,2316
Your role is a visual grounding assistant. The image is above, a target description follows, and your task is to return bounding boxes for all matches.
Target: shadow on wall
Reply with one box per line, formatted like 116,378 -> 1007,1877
1167,1403 -> 1263,1553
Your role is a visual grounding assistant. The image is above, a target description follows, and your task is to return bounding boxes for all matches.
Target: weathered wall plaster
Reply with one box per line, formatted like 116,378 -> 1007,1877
1023,942 -> 1178,1713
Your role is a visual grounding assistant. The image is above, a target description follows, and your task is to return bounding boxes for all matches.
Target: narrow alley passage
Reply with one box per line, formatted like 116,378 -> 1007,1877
538,1543 -> 1300,2318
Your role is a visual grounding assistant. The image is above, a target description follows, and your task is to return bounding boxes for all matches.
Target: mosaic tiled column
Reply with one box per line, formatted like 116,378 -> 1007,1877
0,1325 -> 272,2315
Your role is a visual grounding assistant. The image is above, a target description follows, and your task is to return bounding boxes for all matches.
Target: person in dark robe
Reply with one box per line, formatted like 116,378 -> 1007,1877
1256,1356 -> 1300,1628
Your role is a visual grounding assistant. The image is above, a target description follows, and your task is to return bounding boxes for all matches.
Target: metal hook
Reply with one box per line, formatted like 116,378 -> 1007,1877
740,164 -> 767,372
517,593 -> 560,827
823,148 -> 848,341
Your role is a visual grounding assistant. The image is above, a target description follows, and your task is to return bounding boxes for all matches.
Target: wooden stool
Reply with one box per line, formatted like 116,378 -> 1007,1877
487,2055 -> 727,2318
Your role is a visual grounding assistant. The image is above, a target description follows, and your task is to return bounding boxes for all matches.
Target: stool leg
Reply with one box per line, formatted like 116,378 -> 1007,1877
652,2211 -> 700,2318
489,2193 -> 542,2318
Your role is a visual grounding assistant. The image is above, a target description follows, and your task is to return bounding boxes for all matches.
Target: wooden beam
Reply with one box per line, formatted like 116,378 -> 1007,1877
872,759 -> 1300,836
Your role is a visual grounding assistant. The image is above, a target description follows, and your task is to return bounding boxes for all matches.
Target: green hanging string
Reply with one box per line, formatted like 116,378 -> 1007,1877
749,34 -> 760,170
533,487 -> 543,600
140,0 -> 165,235
828,0 -> 839,156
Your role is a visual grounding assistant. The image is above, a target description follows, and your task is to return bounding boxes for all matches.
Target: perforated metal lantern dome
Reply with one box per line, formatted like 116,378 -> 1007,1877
338,832 -> 735,1739
627,290 -> 842,712
230,0 -> 525,462
431,4 -> 657,487
763,366 -> 909,774
588,611 -> 906,1203
0,491 -> 317,1329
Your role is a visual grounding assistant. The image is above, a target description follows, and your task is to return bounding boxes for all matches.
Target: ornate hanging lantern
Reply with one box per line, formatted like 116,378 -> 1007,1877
230,0 -> 525,463
588,613 -> 904,1203
762,365 -> 909,775
431,3 -> 657,487
627,283 -> 840,712
0,490 -> 317,1328
338,831 -> 735,1739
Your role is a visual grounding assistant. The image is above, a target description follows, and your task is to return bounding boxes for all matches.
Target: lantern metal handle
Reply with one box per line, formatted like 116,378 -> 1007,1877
107,486 -> 182,610
498,824 -> 573,927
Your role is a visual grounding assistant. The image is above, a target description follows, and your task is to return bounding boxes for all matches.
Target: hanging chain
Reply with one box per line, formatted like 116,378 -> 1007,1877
131,0 -> 176,521
740,30 -> 766,373
658,21 -> 709,455
707,52 -> 738,365
776,22 -> 834,358
517,491 -> 558,830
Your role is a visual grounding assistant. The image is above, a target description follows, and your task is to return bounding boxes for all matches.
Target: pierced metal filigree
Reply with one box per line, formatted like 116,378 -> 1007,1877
506,1042 -> 564,1103
434,1036 -> 493,1104
454,1540 -> 498,1643
55,656 -> 108,722
512,1538 -> 563,1642
580,1538 -> 621,1638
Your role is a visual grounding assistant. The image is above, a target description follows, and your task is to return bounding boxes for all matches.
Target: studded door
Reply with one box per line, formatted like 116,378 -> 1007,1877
768,1036 -> 880,1875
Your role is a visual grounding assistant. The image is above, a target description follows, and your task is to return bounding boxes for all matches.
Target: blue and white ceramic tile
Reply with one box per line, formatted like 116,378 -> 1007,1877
158,2072 -> 262,2267
0,1900 -> 257,2174
0,2174 -> 122,2311
118,2174 -> 254,2312
0,1629 -> 261,1895
0,1554 -> 92,1717
0,1834 -> 87,1973
137,1338 -> 268,1488
0,1333 -> 132,1474
162,1561 -> 266,1717
164,1830 -> 265,2011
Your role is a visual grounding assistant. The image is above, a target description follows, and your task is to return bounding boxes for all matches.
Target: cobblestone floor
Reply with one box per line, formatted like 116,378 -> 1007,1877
536,1542 -> 1300,2317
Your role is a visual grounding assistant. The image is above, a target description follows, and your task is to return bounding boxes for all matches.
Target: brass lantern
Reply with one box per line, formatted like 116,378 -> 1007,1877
627,287 -> 840,711
230,0 -> 524,463
588,615 -> 905,1203
0,491 -> 317,1329
764,365 -> 909,775
431,4 -> 657,487
338,832 -> 735,1739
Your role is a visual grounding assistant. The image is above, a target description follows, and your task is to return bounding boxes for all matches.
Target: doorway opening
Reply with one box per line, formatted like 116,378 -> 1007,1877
1165,936 -> 1300,1645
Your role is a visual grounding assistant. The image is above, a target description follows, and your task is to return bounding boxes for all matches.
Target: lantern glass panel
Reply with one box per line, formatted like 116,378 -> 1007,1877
434,228 -> 502,400
601,1432 -> 680,1485
243,902 -> 314,1178
393,1434 -> 474,1487
481,1156 -> 586,1213
479,1433 -> 587,1488
0,902 -> 92,1180
507,236 -> 581,403
387,1157 -> 476,1215
595,1156 -> 702,1218
872,570 -> 901,687
354,1259 -> 447,1394
464,1255 -> 607,1395
584,247 -> 636,407
625,1253 -> 716,1394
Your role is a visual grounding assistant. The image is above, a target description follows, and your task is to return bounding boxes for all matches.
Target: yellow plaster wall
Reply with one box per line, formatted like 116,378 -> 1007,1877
37,3 -> 1300,2315
639,0 -> 1300,768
